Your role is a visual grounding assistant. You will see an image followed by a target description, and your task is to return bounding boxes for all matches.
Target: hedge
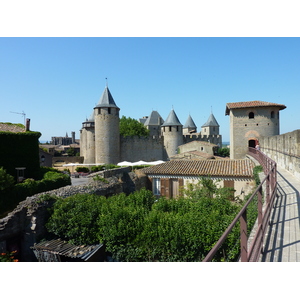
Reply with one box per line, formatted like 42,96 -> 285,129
0,169 -> 71,216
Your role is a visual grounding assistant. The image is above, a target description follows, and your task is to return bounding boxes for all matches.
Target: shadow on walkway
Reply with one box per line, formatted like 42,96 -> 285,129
260,169 -> 300,262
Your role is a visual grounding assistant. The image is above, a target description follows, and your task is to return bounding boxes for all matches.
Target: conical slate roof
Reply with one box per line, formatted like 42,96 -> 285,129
144,111 -> 164,126
162,109 -> 182,126
183,114 -> 197,129
87,111 -> 95,122
95,86 -> 119,109
202,113 -> 219,127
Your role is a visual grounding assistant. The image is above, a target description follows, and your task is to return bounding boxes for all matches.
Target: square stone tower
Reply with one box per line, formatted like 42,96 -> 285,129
226,101 -> 286,159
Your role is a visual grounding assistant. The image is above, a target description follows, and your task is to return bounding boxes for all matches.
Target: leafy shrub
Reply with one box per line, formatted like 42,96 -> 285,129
75,166 -> 90,173
0,167 -> 15,191
0,169 -> 71,215
46,184 -> 242,262
91,165 -> 105,172
253,165 -> 263,186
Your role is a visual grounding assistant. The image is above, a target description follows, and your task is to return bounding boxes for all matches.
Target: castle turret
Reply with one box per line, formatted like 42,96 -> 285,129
161,109 -> 183,159
94,86 -> 120,165
81,111 -> 95,164
144,110 -> 164,137
183,114 -> 197,134
201,113 -> 220,136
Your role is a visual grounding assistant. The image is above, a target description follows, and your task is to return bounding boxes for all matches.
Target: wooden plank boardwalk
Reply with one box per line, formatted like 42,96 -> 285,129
260,166 -> 300,262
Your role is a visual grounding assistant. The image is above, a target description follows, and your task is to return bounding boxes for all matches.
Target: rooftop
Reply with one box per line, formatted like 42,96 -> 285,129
225,101 -> 286,115
95,86 -> 119,109
162,109 -> 182,127
31,239 -> 104,261
143,159 -> 254,177
0,123 -> 25,133
144,110 -> 164,126
183,114 -> 197,129
202,113 -> 219,127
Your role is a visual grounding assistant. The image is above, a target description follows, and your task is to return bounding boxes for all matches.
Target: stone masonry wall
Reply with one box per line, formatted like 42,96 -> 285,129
260,129 -> 300,180
120,136 -> 165,162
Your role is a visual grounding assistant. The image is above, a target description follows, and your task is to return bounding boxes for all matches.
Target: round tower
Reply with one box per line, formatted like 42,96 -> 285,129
81,111 -> 95,164
161,109 -> 183,160
225,100 -> 286,159
94,86 -> 120,165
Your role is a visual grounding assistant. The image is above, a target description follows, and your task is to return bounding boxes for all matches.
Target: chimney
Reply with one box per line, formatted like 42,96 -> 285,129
26,118 -> 30,131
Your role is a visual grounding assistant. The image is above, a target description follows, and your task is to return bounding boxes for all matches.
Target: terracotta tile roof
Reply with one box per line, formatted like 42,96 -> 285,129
0,123 -> 25,133
143,159 -> 254,177
225,101 -> 286,115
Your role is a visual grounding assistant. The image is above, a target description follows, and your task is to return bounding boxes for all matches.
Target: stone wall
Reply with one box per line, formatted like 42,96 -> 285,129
120,136 -> 165,162
260,129 -> 300,179
0,169 -> 148,261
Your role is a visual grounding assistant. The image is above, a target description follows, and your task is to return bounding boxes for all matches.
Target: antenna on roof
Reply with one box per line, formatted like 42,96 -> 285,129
10,111 -> 26,126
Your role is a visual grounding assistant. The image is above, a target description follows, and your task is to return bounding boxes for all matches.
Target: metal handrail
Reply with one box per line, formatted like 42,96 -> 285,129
203,148 -> 277,262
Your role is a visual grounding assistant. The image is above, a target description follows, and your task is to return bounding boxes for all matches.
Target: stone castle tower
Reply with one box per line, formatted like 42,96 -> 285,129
161,109 -> 183,158
94,86 -> 120,165
80,86 -> 222,164
225,100 -> 286,159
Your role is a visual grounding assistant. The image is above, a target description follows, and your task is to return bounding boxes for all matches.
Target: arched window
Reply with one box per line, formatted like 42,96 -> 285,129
271,111 -> 275,118
249,112 -> 254,119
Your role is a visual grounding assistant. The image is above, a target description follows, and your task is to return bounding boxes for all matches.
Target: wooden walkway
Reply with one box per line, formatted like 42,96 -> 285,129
260,166 -> 300,262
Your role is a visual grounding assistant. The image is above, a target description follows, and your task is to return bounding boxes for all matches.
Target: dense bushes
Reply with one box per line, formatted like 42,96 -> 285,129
46,181 -> 243,262
0,167 -> 71,216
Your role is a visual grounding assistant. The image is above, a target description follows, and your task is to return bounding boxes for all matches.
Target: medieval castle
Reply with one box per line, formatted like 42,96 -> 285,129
80,86 -> 222,165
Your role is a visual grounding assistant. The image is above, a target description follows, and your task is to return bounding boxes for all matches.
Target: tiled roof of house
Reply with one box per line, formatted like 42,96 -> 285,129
225,101 -> 286,115
0,123 -> 25,133
143,159 -> 254,177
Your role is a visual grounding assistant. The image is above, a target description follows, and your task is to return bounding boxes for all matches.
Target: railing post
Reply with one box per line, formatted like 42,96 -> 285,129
266,174 -> 270,204
240,210 -> 248,262
258,186 -> 263,254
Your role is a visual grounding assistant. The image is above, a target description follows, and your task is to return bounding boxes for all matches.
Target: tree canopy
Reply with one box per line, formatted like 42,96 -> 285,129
119,116 -> 150,137
46,178 -> 248,262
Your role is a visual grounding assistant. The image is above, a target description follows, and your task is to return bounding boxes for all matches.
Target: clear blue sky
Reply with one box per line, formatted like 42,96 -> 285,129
1,37 -> 299,143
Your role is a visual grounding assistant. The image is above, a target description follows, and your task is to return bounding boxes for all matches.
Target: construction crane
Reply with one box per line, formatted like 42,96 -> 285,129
10,111 -> 26,125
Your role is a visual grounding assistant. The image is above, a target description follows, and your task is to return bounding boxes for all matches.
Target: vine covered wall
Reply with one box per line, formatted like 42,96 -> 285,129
0,131 -> 41,179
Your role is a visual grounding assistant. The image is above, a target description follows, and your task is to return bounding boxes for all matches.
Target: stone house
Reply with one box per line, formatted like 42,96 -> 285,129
143,159 -> 255,199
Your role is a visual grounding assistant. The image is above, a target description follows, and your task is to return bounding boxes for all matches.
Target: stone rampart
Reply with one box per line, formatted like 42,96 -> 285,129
260,129 -> 300,179
120,136 -> 165,161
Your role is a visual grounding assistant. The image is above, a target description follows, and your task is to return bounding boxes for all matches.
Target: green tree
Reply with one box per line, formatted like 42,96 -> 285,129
119,116 -> 150,137
46,183 -> 242,262
0,167 -> 14,191
217,147 -> 230,157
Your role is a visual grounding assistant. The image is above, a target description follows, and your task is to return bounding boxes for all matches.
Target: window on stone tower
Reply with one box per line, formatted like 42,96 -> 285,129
169,126 -> 172,132
108,108 -> 111,114
271,111 -> 275,118
249,112 -> 254,119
